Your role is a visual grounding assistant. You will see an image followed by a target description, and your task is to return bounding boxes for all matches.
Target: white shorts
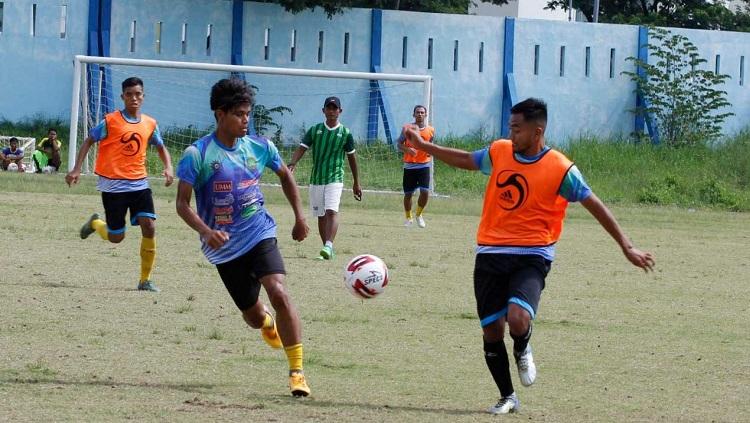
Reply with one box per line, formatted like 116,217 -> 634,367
309,183 -> 344,217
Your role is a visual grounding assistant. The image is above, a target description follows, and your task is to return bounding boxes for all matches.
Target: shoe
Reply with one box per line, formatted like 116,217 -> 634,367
319,245 -> 334,260
289,372 -> 311,397
261,313 -> 283,349
416,215 -> 426,228
137,280 -> 161,292
514,345 -> 536,387
487,393 -> 520,414
404,219 -> 413,227
80,213 -> 100,239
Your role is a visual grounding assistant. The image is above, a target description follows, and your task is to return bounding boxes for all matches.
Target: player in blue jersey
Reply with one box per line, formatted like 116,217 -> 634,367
175,78 -> 311,397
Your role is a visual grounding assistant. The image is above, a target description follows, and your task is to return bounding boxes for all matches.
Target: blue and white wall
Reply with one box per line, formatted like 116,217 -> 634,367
1,0 -> 749,143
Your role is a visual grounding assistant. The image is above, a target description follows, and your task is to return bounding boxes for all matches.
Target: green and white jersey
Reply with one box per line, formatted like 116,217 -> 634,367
301,122 -> 355,185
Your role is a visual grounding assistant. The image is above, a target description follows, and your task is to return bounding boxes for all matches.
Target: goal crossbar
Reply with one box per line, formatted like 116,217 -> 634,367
68,55 -> 433,171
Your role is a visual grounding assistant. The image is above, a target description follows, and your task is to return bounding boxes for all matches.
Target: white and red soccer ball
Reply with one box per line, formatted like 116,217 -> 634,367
343,254 -> 389,299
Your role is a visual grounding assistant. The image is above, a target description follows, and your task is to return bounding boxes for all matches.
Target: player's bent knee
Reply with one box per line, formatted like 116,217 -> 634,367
108,234 -> 125,243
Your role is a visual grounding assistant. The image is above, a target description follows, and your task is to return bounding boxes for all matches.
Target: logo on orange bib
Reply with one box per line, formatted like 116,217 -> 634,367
120,132 -> 142,156
495,171 -> 528,211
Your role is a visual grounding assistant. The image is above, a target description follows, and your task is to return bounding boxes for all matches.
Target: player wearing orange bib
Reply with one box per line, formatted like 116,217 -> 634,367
397,105 -> 434,228
66,77 -> 174,292
406,98 -> 655,414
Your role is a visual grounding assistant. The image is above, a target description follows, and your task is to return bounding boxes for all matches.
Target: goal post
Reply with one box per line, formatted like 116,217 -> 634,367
69,55 -> 433,194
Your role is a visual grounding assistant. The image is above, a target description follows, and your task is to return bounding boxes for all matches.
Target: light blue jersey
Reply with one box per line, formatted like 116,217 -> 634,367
471,145 -> 592,261
89,110 -> 164,193
176,133 -> 282,265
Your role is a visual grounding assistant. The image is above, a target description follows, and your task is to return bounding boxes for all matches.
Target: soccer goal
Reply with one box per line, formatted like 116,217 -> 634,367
69,55 -> 433,193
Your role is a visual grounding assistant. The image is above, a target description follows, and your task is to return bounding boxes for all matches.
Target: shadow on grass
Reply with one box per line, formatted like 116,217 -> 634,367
0,376 -> 222,394
0,281 -> 138,291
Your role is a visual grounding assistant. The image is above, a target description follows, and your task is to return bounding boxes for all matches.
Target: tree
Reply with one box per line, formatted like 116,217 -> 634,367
622,27 -> 733,147
267,0 -> 510,17
545,0 -> 750,31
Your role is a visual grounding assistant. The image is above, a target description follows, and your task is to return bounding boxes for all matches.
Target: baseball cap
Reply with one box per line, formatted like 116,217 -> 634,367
323,96 -> 341,109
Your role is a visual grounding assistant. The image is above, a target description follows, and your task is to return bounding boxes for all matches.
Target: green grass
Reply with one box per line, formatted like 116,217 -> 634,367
0,175 -> 748,422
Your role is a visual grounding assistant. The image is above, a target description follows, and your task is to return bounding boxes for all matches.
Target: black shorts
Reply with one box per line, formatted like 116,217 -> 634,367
473,254 -> 551,327
402,167 -> 431,194
101,189 -> 155,234
215,238 -> 286,311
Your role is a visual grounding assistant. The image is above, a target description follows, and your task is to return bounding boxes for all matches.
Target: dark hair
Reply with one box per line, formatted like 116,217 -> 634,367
510,98 -> 547,127
48,128 -> 57,133
210,78 -> 255,112
9,137 -> 18,143
122,77 -> 144,92
413,105 -> 427,114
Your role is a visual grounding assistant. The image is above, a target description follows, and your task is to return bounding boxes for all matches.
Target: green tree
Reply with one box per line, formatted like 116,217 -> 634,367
622,27 -> 733,147
545,0 -> 750,31
267,0 -> 510,16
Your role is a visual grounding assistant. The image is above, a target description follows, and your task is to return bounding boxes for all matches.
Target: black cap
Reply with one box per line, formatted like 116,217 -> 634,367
323,96 -> 341,109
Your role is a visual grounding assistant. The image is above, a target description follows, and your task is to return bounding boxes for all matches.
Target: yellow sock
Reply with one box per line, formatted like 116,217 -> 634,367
416,206 -> 425,216
262,312 -> 274,329
91,219 -> 109,241
284,343 -> 304,372
405,210 -> 413,219
140,236 -> 156,283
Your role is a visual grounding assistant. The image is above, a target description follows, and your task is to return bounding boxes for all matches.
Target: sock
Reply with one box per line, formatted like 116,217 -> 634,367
91,218 -> 109,241
324,240 -> 333,249
405,210 -> 413,219
511,324 -> 533,356
140,236 -> 156,283
284,343 -> 304,373
416,205 -> 425,217
484,340 -> 514,398
262,312 -> 274,329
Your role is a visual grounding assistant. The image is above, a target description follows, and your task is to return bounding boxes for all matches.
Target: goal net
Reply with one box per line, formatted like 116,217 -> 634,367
70,55 -> 433,194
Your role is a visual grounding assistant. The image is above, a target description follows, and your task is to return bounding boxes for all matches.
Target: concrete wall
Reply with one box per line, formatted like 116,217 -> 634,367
0,0 -> 748,144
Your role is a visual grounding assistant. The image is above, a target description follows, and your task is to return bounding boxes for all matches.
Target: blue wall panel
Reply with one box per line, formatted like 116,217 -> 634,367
514,19 -> 640,143
0,0 -> 88,121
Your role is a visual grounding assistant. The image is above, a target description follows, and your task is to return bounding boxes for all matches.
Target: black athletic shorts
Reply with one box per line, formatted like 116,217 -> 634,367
473,253 -> 552,327
215,238 -> 286,311
101,188 -> 155,234
402,167 -> 431,194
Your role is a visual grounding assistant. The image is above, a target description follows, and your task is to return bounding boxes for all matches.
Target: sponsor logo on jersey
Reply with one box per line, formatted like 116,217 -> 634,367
214,206 -> 234,215
495,170 -> 529,211
213,194 -> 234,206
215,214 -> 233,225
238,179 -> 258,189
241,203 -> 259,218
120,132 -> 142,156
213,181 -> 232,192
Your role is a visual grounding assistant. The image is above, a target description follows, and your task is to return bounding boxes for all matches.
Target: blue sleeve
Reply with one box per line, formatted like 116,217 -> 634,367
472,148 -> 492,175
176,145 -> 201,187
265,140 -> 283,172
559,165 -> 592,202
88,119 -> 107,142
149,125 -> 165,147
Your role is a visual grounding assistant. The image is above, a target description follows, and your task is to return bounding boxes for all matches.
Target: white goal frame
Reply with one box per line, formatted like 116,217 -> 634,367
69,55 -> 433,172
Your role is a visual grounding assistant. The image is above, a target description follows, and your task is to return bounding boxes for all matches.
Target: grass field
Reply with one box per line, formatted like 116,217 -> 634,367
1,172 -> 749,422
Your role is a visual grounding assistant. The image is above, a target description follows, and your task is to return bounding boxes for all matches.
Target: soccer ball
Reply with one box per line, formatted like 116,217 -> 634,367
7,163 -> 18,172
343,254 -> 389,299
42,165 -> 55,174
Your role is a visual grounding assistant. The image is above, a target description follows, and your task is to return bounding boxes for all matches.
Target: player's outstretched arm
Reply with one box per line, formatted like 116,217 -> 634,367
175,180 -> 229,249
276,164 -> 309,242
65,137 -> 95,186
156,144 -> 174,187
580,193 -> 655,272
404,128 -> 478,171
286,145 -> 307,173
